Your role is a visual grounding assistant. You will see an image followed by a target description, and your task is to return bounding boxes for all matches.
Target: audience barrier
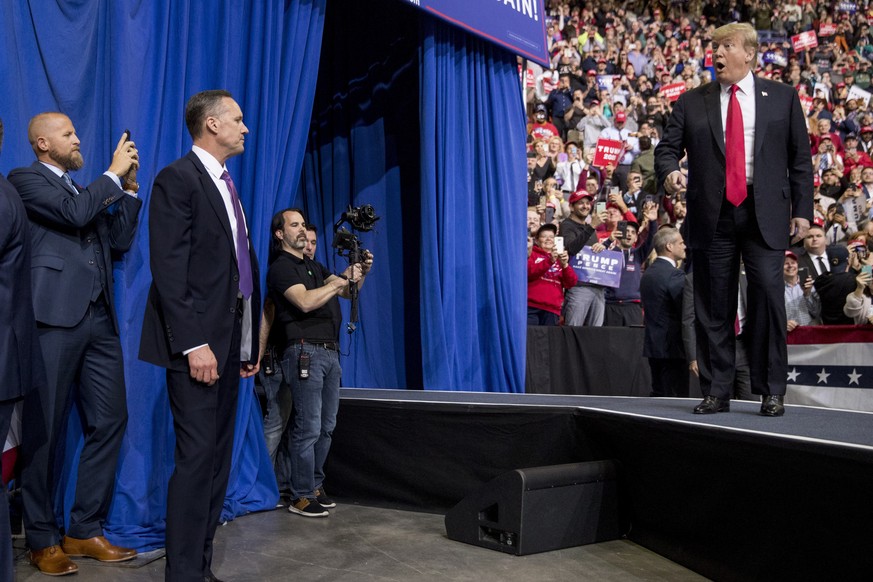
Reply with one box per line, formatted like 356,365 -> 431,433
526,324 -> 873,412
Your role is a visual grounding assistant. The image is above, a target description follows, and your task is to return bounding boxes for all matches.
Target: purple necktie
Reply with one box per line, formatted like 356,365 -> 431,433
220,170 -> 253,299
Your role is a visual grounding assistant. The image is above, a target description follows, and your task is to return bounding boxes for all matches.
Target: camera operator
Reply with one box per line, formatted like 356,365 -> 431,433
266,208 -> 373,518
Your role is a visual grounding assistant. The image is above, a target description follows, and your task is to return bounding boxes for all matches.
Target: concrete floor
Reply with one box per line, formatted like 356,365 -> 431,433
14,503 -> 706,581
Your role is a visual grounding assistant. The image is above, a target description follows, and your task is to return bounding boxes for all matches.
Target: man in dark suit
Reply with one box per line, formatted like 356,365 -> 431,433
0,117 -> 40,581
9,113 -> 141,575
640,226 -> 689,397
655,22 -> 814,416
139,90 -> 260,582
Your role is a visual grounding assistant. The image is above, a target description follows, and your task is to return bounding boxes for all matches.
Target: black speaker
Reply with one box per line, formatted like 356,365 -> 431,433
444,460 -> 624,555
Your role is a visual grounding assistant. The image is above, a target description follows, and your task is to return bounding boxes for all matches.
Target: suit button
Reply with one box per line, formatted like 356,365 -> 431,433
229,307 -> 236,313
233,275 -> 239,282
89,260 -> 95,265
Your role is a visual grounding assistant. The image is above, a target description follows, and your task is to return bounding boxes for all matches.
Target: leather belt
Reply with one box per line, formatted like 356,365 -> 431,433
301,340 -> 339,352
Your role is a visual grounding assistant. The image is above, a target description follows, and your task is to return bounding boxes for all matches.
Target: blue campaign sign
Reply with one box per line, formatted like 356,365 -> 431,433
570,247 -> 623,288
405,0 -> 550,66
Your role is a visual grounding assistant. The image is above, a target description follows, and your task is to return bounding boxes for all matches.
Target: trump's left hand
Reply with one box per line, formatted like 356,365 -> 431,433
790,217 -> 810,246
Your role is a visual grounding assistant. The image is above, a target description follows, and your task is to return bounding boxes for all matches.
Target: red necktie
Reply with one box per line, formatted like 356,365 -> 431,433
725,84 -> 747,206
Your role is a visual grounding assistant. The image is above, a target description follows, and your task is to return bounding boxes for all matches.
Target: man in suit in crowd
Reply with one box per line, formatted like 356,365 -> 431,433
640,226 -> 689,397
655,22 -> 813,416
0,117 -> 41,581
139,90 -> 260,582
8,113 -> 141,575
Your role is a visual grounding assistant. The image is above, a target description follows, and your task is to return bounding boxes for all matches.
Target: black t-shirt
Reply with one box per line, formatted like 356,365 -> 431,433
267,250 -> 341,346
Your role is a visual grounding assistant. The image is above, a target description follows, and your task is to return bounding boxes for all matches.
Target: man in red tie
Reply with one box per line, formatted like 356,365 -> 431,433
655,23 -> 813,416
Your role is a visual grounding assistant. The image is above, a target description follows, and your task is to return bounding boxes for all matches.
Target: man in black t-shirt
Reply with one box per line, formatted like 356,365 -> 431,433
266,208 -> 373,518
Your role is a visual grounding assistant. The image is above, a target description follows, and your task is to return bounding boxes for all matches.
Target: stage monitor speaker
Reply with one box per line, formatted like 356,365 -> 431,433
444,460 -> 623,556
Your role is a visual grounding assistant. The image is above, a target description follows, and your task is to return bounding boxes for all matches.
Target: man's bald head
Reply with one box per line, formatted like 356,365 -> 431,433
27,112 -> 83,171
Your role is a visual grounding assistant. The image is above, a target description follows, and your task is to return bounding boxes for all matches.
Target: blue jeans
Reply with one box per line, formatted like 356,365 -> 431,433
281,343 -> 341,499
258,365 -> 293,490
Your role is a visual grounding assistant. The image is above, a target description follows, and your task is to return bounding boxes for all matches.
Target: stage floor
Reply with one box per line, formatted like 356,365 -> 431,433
13,503 -> 704,581
341,389 -> 873,453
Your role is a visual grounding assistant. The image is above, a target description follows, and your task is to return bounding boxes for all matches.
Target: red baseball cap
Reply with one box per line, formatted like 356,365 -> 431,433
569,191 -> 594,204
615,112 -> 627,122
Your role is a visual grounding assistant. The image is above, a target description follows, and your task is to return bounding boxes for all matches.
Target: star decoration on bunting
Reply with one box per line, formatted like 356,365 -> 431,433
817,368 -> 830,384
787,368 -> 800,382
848,369 -> 862,385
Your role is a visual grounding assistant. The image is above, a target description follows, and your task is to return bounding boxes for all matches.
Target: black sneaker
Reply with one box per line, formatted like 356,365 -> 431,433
288,497 -> 329,517
315,488 -> 336,509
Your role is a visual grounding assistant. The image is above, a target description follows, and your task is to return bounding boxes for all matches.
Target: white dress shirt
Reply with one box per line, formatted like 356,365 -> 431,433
719,71 -> 756,184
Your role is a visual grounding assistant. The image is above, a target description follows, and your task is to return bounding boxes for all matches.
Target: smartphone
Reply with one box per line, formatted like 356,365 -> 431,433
538,194 -> 547,207
862,265 -> 873,277
616,220 -> 628,238
124,128 -> 132,142
596,201 -> 607,214
554,236 -> 565,254
797,267 -> 809,282
610,186 -> 620,198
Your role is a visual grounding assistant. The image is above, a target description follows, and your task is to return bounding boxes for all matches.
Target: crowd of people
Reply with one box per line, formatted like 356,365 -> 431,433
527,0 -> 873,337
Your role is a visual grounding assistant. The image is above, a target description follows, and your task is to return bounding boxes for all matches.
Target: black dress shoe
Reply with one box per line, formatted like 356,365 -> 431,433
760,395 -> 785,417
693,395 -> 730,414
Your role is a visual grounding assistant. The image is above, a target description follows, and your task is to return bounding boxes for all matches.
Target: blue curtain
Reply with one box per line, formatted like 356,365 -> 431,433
0,0 -> 326,550
296,0 -> 424,389
419,19 -> 528,392
296,2 -> 527,393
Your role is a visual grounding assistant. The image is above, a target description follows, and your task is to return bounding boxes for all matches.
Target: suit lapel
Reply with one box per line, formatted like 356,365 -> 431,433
31,161 -> 77,196
185,152 -> 236,263
705,82 -> 725,158
753,77 -> 768,162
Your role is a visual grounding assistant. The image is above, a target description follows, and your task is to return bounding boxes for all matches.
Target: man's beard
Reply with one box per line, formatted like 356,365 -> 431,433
49,146 -> 84,171
291,236 -> 306,250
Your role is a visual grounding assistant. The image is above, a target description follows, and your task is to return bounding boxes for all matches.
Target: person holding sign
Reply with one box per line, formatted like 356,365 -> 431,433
527,224 -> 577,326
655,22 -> 813,417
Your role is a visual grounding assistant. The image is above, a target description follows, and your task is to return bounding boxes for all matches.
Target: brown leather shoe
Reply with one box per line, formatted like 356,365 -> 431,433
29,545 -> 79,576
61,535 -> 137,562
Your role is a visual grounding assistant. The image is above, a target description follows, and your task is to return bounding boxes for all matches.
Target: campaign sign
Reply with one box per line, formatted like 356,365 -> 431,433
838,2 -> 857,14
659,82 -> 686,102
818,23 -> 838,36
571,247 -> 622,288
799,94 -> 814,115
406,0 -> 549,66
848,84 -> 872,108
592,138 -> 624,167
791,30 -> 819,52
704,49 -> 712,68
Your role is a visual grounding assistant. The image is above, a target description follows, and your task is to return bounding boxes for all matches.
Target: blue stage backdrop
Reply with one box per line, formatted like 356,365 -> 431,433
0,0 -> 525,551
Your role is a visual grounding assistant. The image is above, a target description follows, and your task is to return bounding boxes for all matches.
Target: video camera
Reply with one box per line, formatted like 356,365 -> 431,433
332,204 -> 379,334
333,204 -> 379,264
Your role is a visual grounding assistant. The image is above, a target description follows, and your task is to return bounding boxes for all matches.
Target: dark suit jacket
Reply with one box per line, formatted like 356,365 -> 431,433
8,162 -> 142,334
640,258 -> 686,360
655,77 -> 814,250
0,174 -> 42,402
139,151 -> 260,373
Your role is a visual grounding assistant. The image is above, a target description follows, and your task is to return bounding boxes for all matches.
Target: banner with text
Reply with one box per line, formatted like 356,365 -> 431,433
791,30 -> 819,52
570,247 -> 623,288
405,0 -> 549,65
659,82 -> 686,102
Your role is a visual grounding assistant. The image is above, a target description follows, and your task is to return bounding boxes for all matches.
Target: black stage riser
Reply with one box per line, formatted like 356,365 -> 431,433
326,393 -> 873,581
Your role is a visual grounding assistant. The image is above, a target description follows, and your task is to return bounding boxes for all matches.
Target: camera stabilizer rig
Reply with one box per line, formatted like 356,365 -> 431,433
333,204 -> 379,333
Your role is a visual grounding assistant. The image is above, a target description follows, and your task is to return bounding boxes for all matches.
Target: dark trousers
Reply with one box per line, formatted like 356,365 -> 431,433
692,197 -> 787,400
164,313 -> 242,582
648,358 -> 689,397
527,307 -> 559,326
0,400 -> 16,581
604,302 -> 643,327
21,300 -> 128,549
